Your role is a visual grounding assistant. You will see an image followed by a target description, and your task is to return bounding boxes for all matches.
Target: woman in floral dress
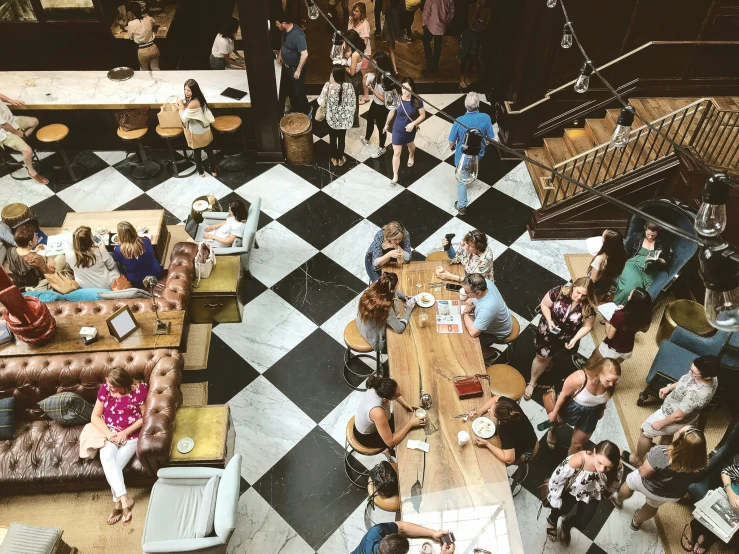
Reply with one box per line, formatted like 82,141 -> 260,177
437,228 -> 495,282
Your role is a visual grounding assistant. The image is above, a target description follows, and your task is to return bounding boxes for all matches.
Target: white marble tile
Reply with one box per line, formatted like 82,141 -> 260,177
214,289 -> 318,373
509,231 -> 589,281
323,164 -> 401,218
413,115 -> 454,160
493,162 -> 542,210
234,164 -> 318,219
414,217 -> 507,261
409,162 -> 490,215
323,219 -> 380,282
147,173 -> 231,220
518,393 -> 550,442
589,398 -> 631,454
249,220 -> 319,287
94,150 -> 127,166
594,493 -> 664,554
342,125 -> 376,163
229,376 -> 316,483
57,167 -> 142,212
320,293 -> 364,347
228,488 -> 315,554
0,173 -> 54,208
319,388 -> 366,446
318,497 -> 395,554
421,94 -> 465,115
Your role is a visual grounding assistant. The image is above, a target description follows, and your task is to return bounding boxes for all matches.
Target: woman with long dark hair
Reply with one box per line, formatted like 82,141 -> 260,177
210,17 -> 245,70
384,76 -> 426,185
178,79 -> 216,177
356,271 -> 415,352
318,65 -> 356,167
589,229 -> 627,296
469,395 -> 537,465
125,2 -> 160,71
614,222 -> 672,304
202,199 -> 249,247
362,52 -> 394,157
588,287 -> 652,365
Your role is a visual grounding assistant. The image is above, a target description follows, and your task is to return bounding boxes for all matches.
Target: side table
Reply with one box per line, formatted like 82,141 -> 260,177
169,405 -> 235,469
0,523 -> 77,554
189,256 -> 244,324
655,299 -> 716,345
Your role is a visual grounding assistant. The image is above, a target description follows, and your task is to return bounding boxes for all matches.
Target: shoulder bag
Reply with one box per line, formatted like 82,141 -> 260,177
115,108 -> 149,131
183,121 -> 214,149
157,95 -> 183,129
193,241 -> 216,287
453,374 -> 490,399
539,451 -> 585,510
401,100 -> 421,131
542,369 -> 587,414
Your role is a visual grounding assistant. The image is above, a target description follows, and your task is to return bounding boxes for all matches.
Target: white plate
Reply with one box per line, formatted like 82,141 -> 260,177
416,293 -> 436,308
472,416 -> 496,439
110,233 -> 120,245
177,437 -> 195,454
192,199 -> 210,212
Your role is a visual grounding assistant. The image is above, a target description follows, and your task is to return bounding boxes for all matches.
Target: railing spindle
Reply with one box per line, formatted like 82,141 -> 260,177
717,112 -> 739,168
707,111 -> 732,165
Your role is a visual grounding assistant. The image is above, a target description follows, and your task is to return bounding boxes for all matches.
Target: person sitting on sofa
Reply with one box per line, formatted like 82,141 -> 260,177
66,226 -> 120,289
201,199 -> 247,247
112,221 -> 163,289
7,223 -> 54,287
91,368 -> 149,526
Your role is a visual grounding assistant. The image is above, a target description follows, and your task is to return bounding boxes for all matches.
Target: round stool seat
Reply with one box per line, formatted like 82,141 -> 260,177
346,417 -> 383,456
117,127 -> 148,141
486,364 -> 526,401
425,251 -> 448,262
503,317 -> 520,344
345,320 -> 373,353
36,124 -> 69,143
367,462 -> 400,511
213,115 -> 242,133
156,125 -> 184,138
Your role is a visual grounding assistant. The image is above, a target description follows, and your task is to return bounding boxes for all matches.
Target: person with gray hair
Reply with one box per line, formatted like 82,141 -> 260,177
460,273 -> 513,356
447,92 -> 495,215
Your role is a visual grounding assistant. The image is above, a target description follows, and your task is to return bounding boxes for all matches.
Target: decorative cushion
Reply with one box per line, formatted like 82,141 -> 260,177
195,475 -> 220,538
0,522 -> 61,554
63,288 -> 109,301
22,291 -> 65,302
0,397 -> 15,440
38,392 -> 93,426
98,288 -> 153,300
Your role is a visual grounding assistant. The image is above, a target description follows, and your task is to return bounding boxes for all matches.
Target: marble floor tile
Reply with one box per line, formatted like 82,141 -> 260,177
323,219 -> 380,282
578,333 -> 596,358
233,164 -> 318,219
518,393 -> 551,441
589,399 -> 631,454
214,289 -> 318,373
323,164 -> 402,218
319,388 -> 365,446
421,94 -> 471,115
493,162 -> 542,210
146,172 -> 231,220
408,161 -> 491,215
250,220 -> 319,287
94,150 -> 127,166
413,115 -> 454,160
342,125 -> 379,163
57,167 -> 143,212
414,216 -> 508,260
228,488 -> 315,554
593,493 -> 665,554
318,497 -> 395,554
0,173 -> 54,209
320,292 -> 363,347
509,231 -> 589,282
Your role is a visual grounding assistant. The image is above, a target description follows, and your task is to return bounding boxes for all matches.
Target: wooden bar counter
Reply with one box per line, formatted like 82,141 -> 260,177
387,260 -> 523,554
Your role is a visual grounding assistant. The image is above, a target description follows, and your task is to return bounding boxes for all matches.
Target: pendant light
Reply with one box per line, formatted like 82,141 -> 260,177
305,0 -> 319,19
455,129 -> 483,185
695,174 -> 730,237
546,0 -> 557,7
561,23 -> 573,49
574,62 -> 593,93
330,31 -> 344,63
700,242 -> 739,332
610,106 -> 636,148
384,88 -> 400,110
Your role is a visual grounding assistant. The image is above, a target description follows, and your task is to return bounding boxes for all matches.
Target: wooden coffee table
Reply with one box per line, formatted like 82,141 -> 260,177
60,210 -> 170,263
169,405 -> 235,469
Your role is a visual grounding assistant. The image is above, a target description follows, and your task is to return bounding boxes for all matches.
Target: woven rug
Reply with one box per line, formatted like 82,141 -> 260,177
181,382 -> 208,406
183,323 -> 212,371
565,254 -> 732,554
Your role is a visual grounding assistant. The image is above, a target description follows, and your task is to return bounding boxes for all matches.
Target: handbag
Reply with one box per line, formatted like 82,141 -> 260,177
194,241 -> 216,287
45,272 -> 79,294
157,96 -> 183,129
452,374 -> 490,400
539,451 -> 585,509
315,102 -> 327,122
111,275 -> 133,291
542,370 -> 588,415
114,108 -> 149,131
183,125 -> 214,149
368,461 -> 398,498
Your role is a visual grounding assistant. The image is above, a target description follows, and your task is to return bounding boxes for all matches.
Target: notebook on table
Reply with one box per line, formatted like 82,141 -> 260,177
220,87 -> 247,100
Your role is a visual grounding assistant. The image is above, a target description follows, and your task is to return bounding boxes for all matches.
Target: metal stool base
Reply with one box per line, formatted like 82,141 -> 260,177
131,160 -> 162,180
508,462 -> 529,497
216,151 -> 249,172
344,441 -> 374,489
343,348 -> 380,391
165,156 -> 197,178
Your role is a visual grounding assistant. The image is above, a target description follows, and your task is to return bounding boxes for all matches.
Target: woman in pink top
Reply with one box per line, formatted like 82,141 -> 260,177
348,2 -> 372,103
91,368 -> 149,525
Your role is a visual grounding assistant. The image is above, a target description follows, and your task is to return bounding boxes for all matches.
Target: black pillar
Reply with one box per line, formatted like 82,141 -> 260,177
237,0 -> 284,163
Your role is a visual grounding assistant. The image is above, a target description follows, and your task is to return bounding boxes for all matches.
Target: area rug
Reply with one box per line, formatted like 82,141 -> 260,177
181,381 -> 208,406
565,253 -> 732,554
183,323 -> 212,371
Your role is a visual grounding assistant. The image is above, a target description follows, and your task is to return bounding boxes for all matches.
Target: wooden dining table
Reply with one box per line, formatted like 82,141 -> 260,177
386,259 -> 523,554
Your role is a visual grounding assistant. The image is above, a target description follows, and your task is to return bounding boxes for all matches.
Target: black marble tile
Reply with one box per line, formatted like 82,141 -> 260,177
113,151 -> 186,192
238,272 -> 269,305
582,501 -> 616,541
219,191 -> 273,231
117,194 -> 181,225
42,150 -> 110,193
585,544 -> 609,554
285,140 -> 359,189
213,151 -> 275,190
367,188 -> 453,246
32,195 -> 74,228
363,145 -> 439,187
459,187 -> 533,246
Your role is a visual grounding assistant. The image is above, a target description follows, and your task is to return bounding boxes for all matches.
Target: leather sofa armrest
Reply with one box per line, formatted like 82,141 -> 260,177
137,350 -> 183,475
158,243 -> 197,311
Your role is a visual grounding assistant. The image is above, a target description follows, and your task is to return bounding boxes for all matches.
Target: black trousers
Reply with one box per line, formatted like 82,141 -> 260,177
353,414 -> 395,449
365,101 -> 388,147
547,494 -> 599,532
283,64 -> 310,115
329,128 -> 347,159
374,0 -> 382,34
193,146 -> 215,175
422,27 -> 443,70
402,7 -> 416,35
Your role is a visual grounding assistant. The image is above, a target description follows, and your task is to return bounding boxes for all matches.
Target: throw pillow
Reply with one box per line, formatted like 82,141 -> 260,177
195,475 -> 220,538
64,288 -> 110,302
38,392 -> 93,426
22,290 -> 65,302
98,288 -> 153,300
0,397 -> 15,440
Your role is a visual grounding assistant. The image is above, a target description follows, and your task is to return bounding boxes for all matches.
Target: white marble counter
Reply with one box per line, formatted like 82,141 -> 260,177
2,64 -> 281,109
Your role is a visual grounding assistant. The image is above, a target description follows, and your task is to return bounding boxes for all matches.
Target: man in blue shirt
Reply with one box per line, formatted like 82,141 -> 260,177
461,273 -> 513,356
352,522 -> 455,554
448,92 -> 495,215
276,13 -> 311,118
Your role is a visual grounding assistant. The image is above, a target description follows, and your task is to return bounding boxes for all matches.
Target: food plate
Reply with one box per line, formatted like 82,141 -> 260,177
416,293 -> 435,308
472,416 -> 496,439
192,199 -> 210,212
177,437 -> 195,454
111,233 -> 120,244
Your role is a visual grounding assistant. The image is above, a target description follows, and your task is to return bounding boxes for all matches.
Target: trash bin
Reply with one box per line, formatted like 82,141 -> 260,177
280,113 -> 313,165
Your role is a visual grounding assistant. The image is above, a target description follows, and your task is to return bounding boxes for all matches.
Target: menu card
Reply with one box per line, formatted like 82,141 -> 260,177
436,300 -> 463,334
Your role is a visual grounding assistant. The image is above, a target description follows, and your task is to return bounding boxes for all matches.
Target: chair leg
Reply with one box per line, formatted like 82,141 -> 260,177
254,239 -> 260,249
344,441 -> 371,488
54,146 -> 86,185
130,140 -> 162,180
343,346 -> 375,391
509,462 -> 529,497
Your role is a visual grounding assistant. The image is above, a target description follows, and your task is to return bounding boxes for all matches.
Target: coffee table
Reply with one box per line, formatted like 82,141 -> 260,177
169,405 -> 235,469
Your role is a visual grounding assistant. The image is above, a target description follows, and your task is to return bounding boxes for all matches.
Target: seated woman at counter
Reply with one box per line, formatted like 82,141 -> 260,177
202,200 -> 248,247
210,17 -> 245,70
469,395 -> 537,465
112,221 -> 163,289
356,272 -> 415,353
613,222 -> 671,305
354,374 -> 425,451
126,2 -> 160,72
365,221 -> 412,282
178,79 -> 216,178
437,228 -> 494,282
67,226 -> 120,289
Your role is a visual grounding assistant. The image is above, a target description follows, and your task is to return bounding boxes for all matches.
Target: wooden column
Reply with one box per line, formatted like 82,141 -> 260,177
237,0 -> 284,163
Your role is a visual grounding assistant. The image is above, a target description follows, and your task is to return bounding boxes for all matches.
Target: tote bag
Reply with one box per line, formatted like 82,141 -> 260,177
157,96 -> 183,129
193,241 -> 216,287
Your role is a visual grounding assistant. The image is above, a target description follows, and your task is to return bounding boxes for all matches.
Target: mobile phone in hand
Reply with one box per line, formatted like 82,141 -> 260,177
440,532 -> 456,546
537,420 -> 553,432
406,296 -> 418,308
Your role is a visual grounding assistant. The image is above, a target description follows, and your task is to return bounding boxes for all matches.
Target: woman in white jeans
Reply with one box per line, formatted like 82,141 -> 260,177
91,368 -> 149,525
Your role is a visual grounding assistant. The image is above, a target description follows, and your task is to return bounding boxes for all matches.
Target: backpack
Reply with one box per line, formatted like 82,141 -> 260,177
368,461 -> 398,498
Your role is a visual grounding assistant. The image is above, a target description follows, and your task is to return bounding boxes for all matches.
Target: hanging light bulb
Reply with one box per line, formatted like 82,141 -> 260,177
384,88 -> 400,110
700,242 -> 739,332
561,23 -> 573,49
610,106 -> 635,148
546,0 -> 557,7
305,0 -> 319,19
455,129 -> 483,185
695,174 -> 730,237
330,31 -> 344,63
574,62 -> 593,93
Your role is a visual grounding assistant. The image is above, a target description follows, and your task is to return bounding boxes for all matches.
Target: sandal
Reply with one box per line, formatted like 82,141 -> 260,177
546,523 -> 557,542
122,499 -> 135,526
29,172 -> 49,185
107,506 -> 123,525
630,507 -> 642,531
359,97 -> 369,104
680,524 -> 694,552
523,383 -> 535,401
547,428 -> 557,449
407,157 -> 415,167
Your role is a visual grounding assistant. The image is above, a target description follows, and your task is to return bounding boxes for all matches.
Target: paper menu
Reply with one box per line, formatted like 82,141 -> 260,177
436,299 -> 463,334
597,302 -> 618,322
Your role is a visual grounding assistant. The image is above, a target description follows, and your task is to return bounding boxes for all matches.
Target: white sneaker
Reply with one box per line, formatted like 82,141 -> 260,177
372,147 -> 386,158
361,138 -> 371,147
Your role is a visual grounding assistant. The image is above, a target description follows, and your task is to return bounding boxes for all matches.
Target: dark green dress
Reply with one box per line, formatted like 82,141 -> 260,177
613,246 -> 661,305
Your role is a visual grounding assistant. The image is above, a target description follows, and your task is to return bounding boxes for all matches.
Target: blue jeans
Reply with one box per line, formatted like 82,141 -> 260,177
457,181 -> 468,208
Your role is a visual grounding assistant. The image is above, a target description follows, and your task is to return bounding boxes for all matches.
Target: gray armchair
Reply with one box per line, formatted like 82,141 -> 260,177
141,454 -> 242,554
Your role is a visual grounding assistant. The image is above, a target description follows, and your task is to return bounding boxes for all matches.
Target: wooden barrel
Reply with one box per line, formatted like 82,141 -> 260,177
280,113 -> 313,165
1,203 -> 36,231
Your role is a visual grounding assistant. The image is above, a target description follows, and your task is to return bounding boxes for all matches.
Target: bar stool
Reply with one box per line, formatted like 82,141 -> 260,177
345,417 -> 384,488
486,363 -> 526,402
486,317 -> 521,365
0,144 -> 42,182
364,461 -> 400,529
508,441 -> 540,496
156,125 -> 196,178
36,124 -> 85,185
425,251 -> 448,262
212,115 -> 248,172
117,127 -> 161,180
344,320 -> 381,391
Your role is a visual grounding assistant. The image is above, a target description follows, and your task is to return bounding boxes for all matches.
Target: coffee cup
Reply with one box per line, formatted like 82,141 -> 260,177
460,288 -> 468,301
421,542 -> 434,554
418,312 -> 429,328
436,265 -> 444,274
415,408 -> 427,418
458,430 -> 469,446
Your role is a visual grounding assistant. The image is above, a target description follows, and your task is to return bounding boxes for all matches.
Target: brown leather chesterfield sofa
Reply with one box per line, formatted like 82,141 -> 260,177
0,349 -> 183,495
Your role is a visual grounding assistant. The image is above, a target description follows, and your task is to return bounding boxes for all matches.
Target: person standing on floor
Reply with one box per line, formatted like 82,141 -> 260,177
343,29 -> 366,128
276,13 -> 311,117
588,229 -> 627,296
384,76 -> 425,185
318,65 -> 356,167
126,2 -> 160,72
178,79 -> 217,178
348,3 -> 372,104
382,0 -> 403,74
458,0 -> 491,90
327,0 -> 350,33
209,17 -> 245,70
362,52 -> 394,157
0,92 -> 48,184
422,0 -> 454,74
447,92 -> 495,215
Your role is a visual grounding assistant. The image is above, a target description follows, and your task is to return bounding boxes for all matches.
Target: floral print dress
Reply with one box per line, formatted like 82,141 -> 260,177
97,382 -> 149,439
318,82 -> 356,131
450,244 -> 494,281
547,454 -> 623,508
535,285 -> 593,358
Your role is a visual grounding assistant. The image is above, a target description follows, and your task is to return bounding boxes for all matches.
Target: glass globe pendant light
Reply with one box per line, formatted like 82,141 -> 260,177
305,0 -> 319,19
610,106 -> 635,148
455,129 -> 483,185
574,62 -> 593,93
694,174 -> 729,237
700,242 -> 739,332
561,23 -> 573,49
330,31 -> 344,63
547,0 -> 557,7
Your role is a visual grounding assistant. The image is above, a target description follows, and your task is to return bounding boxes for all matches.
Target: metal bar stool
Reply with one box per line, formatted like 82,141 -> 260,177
345,417 -> 384,488
364,462 -> 400,529
508,441 -> 540,496
156,125 -> 196,178
344,320 -> 381,391
36,124 -> 85,185
425,251 -> 449,261
486,317 -> 521,366
212,115 -> 248,172
0,146 -> 42,181
117,127 -> 161,180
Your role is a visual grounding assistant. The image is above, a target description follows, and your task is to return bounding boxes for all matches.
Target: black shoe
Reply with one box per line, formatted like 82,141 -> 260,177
454,201 -> 466,216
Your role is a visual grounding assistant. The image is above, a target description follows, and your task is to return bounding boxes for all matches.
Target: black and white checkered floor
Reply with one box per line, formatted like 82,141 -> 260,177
4,94 -> 664,554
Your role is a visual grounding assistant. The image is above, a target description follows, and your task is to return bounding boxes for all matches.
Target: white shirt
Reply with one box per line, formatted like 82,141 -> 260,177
65,246 -> 120,289
127,16 -> 156,45
0,102 -> 19,142
212,216 -> 245,245
366,75 -> 385,105
211,34 -> 234,58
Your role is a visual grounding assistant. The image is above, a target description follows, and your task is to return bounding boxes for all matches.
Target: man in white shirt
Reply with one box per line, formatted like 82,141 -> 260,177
0,92 -> 48,184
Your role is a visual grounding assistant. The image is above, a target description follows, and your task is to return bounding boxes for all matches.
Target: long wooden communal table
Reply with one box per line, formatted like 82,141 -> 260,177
387,260 -> 523,554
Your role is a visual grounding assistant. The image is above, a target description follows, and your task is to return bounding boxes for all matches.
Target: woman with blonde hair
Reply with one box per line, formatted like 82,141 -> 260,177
66,226 -> 120,289
112,221 -> 163,289
524,277 -> 597,400
611,426 -> 707,531
90,367 -> 149,525
365,221 -> 412,282
545,358 -> 621,452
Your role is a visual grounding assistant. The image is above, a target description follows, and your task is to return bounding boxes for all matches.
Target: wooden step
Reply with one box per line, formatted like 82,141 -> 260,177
523,147 -> 555,204
543,137 -> 573,165
713,97 -> 739,111
585,118 -> 615,146
563,128 -> 597,157
629,98 -> 668,123
606,109 -> 622,128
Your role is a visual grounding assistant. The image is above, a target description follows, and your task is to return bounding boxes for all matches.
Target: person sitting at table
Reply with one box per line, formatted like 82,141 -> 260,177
613,221 -> 672,305
354,374 -> 425,451
7,223 -> 56,287
460,273 -> 513,358
438,228 -> 494,282
66,226 -> 120,289
0,91 -> 48,184
357,272 -> 415,353
201,200 -> 248,247
112,221 -> 163,289
352,522 -> 455,554
365,221 -> 412,282
469,395 -> 537,465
